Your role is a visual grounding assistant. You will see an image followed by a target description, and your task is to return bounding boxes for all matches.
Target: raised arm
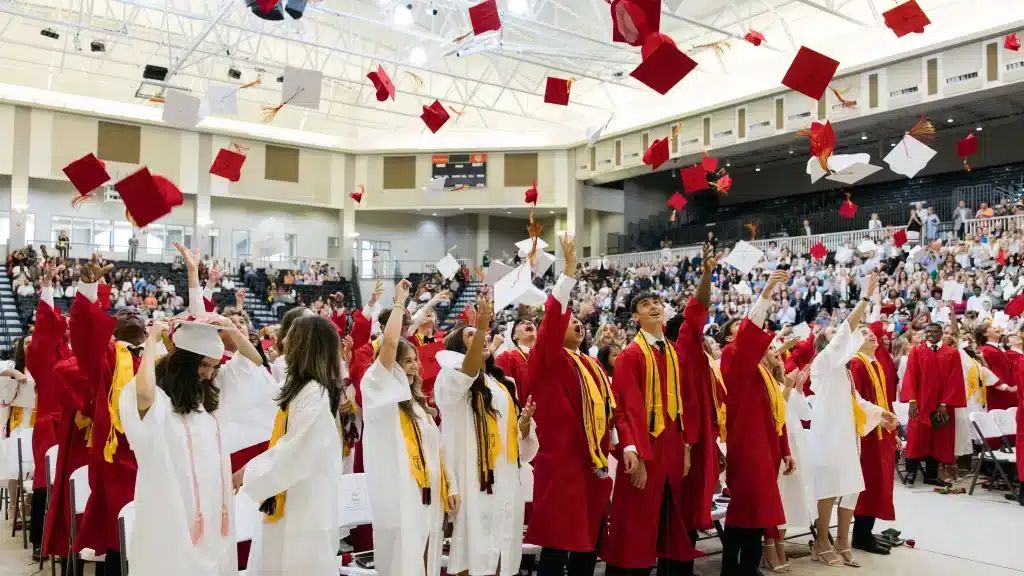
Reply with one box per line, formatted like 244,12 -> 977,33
460,297 -> 492,378
408,290 -> 451,336
175,242 -> 206,318
748,270 -> 790,328
69,254 -> 116,382
378,279 -> 411,371
531,235 -> 577,368
696,243 -> 717,309
133,321 -> 168,416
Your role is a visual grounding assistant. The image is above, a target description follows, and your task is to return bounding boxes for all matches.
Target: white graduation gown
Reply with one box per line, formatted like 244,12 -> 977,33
954,350 -> 998,456
361,360 -> 445,576
243,381 -> 343,576
215,354 -> 280,454
270,355 -> 288,385
118,380 -> 235,576
780,387 -> 815,531
809,322 -> 884,501
435,361 -> 538,576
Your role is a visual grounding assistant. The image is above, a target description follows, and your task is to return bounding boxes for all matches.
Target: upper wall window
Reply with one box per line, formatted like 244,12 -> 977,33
504,153 -> 538,187
383,156 -> 416,189
97,121 -> 141,164
265,144 -> 300,183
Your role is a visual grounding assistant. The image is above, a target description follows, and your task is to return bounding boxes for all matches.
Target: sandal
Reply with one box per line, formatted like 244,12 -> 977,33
809,542 -> 844,567
761,544 -> 791,573
836,548 -> 862,568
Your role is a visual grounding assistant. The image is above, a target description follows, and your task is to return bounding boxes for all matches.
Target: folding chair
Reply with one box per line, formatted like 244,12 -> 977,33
990,409 -> 1017,442
968,412 -> 1017,496
235,490 -> 260,574
338,473 -> 376,576
68,466 -> 105,576
43,445 -> 58,574
12,429 -> 34,550
892,401 -> 911,483
117,502 -> 135,576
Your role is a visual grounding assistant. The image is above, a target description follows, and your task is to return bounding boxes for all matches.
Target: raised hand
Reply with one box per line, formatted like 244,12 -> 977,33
394,279 -> 412,307
340,335 -> 354,364
702,243 -> 720,273
43,260 -> 64,286
209,263 -> 223,285
148,320 -> 170,343
518,395 -> 536,437
173,242 -> 199,271
367,280 -> 384,308
235,288 -> 246,308
79,253 -> 114,284
476,296 -> 493,329
559,234 -> 577,273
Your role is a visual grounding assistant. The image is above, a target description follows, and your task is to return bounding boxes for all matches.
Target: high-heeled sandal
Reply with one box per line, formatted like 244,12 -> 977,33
761,544 -> 791,573
836,547 -> 862,567
809,542 -> 844,567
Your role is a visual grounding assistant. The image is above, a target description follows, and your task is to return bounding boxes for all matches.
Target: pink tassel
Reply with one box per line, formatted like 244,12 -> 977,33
221,506 -> 229,537
192,511 -> 204,545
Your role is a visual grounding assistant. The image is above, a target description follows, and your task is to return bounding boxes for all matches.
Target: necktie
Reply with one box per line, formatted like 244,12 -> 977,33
655,341 -> 666,354
127,344 -> 144,358
932,345 -> 939,353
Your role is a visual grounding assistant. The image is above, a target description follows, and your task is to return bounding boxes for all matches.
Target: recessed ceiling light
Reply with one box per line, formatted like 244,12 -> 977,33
788,149 -> 794,154
947,117 -> 954,123
508,0 -> 528,14
725,160 -> 731,167
549,210 -> 555,214
409,46 -> 426,65
976,125 -> 983,132
890,141 -> 896,147
393,5 -> 413,26
861,132 -> 868,140
458,207 -> 464,210
431,212 -> 438,216
506,211 -> 511,214
755,166 -> 761,172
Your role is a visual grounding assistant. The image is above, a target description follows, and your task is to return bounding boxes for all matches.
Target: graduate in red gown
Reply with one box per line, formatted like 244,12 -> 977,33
718,270 -> 797,576
850,315 -> 899,555
525,236 -> 617,576
69,255 -> 145,576
900,323 -> 966,487
24,262 -> 72,557
1014,356 -> 1024,506
494,313 -> 536,402
974,325 -> 1018,410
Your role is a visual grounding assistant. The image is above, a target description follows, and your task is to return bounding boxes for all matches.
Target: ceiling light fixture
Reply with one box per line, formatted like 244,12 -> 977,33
506,211 -> 511,214
976,125 -> 983,132
458,207 -> 464,210
40,28 -> 59,40
90,40 -> 105,52
947,117 -> 954,123
725,160 -> 731,167
228,67 -> 241,80
431,212 -> 438,216
394,5 -> 413,26
409,46 -> 426,65
508,0 -> 528,14
890,141 -> 896,147
755,166 -> 761,172
788,149 -> 793,155
861,132 -> 868,140
549,210 -> 555,214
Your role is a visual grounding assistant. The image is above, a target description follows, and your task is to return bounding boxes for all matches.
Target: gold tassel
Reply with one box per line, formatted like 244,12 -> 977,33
669,210 -> 677,222
745,223 -> 756,240
906,114 -> 936,144
125,208 -> 138,228
149,95 -> 167,104
262,87 -> 305,123
405,71 -> 425,88
687,41 -> 730,58
452,184 -> 468,191
829,86 -> 857,108
671,121 -> 683,139
448,105 -> 465,117
71,192 -> 94,209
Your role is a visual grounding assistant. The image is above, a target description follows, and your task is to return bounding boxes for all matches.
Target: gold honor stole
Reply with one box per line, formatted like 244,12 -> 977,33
515,347 -> 528,364
705,352 -> 727,443
854,354 -> 888,439
400,408 -> 452,512
756,365 -> 786,436
74,412 -> 94,447
966,357 -> 986,408
263,409 -> 289,523
104,343 -> 136,463
566,349 -> 616,474
473,377 -> 521,493
633,334 -> 682,437
7,408 -> 35,430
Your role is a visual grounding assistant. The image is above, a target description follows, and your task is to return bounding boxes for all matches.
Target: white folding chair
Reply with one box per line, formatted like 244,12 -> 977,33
117,501 -> 135,576
338,473 -> 377,576
990,409 -> 1018,441
11,429 -> 34,550
892,401 -> 910,428
968,412 -> 1017,496
68,465 -> 104,576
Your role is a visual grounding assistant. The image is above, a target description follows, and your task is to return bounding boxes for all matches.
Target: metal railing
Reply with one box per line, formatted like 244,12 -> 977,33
964,214 -> 1024,238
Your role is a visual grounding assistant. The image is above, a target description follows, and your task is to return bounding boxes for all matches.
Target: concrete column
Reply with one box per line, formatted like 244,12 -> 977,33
476,213 -> 490,266
589,211 -> 603,258
9,106 -> 31,250
342,154 -> 361,278
565,181 -> 584,263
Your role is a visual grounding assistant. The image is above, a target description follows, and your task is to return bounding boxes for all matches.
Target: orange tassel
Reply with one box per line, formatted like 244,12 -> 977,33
453,31 -> 473,43
449,106 -> 465,117
262,87 -> 305,123
906,114 -> 936,144
829,86 -> 857,108
191,511 -> 204,545
230,142 -> 249,154
671,120 -> 683,139
71,192 -> 94,209
239,79 -> 261,90
745,223 -> 756,240
669,210 -> 677,222
125,208 -> 138,228
149,95 -> 167,103
964,158 -> 972,172
687,41 -> 730,58
452,184 -> 468,191
566,77 -> 577,93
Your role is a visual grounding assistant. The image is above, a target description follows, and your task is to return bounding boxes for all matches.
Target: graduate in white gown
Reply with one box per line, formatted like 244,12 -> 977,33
808,274 -> 897,568
238,314 -> 344,576
435,296 -> 539,576
269,307 -> 313,384
948,323 -> 999,459
362,279 -> 450,576
118,316 -> 262,576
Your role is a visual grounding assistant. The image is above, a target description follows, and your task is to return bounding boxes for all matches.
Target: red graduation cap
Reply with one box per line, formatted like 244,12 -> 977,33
610,0 -> 660,47
1005,33 -> 1021,52
782,46 -> 840,100
544,77 -> 572,106
209,148 -> 246,182
810,242 -> 827,261
421,100 -> 450,133
469,0 -> 501,35
957,133 -> 978,157
882,0 -> 931,38
667,191 -> 686,211
114,167 -> 184,228
98,282 -> 112,310
525,181 -> 538,205
367,65 -> 396,102
630,39 -> 697,95
256,0 -> 278,13
643,137 -> 669,170
838,199 -> 858,219
63,153 -> 111,197
893,229 -> 908,248
680,165 -> 709,193
744,30 -> 765,46
350,184 -> 365,205
711,173 -> 732,195
700,155 -> 718,173
1006,294 -> 1024,317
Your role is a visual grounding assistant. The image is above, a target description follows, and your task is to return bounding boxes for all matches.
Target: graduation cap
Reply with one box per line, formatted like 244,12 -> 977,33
667,191 -> 687,211
610,0 -> 660,46
798,120 -> 837,174
1006,294 -> 1024,317
810,242 -> 827,261
350,185 -> 365,205
367,65 -> 396,102
586,115 -> 614,147
210,147 -> 246,182
838,198 -> 858,219
884,134 -> 937,179
469,0 -> 501,35
524,181 -> 538,204
482,261 -> 513,287
494,262 -> 542,311
544,77 -> 572,106
532,250 -> 556,277
253,217 -> 288,258
281,66 -> 323,111
680,165 -> 709,193
631,36 -> 697,95
826,162 -> 881,185
114,167 -> 184,228
893,229 -> 908,248
423,176 -> 446,200
857,239 -> 877,254
421,100 -> 450,133
643,137 -> 669,170
162,90 -> 203,129
207,84 -> 239,116
724,241 -> 764,274
172,322 -> 226,360
63,153 -> 110,198
882,0 -> 930,38
515,236 -> 548,258
744,30 -> 765,46
835,247 -> 854,263
782,46 -> 840,100
957,133 -> 978,170
436,253 -> 461,280
700,155 -> 718,173
1005,33 -> 1022,52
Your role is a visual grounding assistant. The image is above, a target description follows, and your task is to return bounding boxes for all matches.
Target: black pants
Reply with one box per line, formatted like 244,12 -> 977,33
905,458 -> 939,480
721,526 -> 764,576
537,548 -> 599,576
30,490 -> 46,547
852,515 -> 875,542
128,247 -> 137,262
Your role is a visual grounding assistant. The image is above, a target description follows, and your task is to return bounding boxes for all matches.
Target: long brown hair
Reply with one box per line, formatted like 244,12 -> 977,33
395,339 -> 433,420
155,349 -> 220,414
274,306 -> 309,356
278,315 -> 342,415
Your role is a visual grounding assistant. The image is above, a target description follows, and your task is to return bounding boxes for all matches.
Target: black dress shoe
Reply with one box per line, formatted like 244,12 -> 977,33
32,545 -> 41,562
853,537 -> 891,555
902,472 -> 917,486
923,477 -> 952,488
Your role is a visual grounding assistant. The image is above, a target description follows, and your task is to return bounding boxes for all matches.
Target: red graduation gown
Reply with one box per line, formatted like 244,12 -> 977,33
720,319 -> 790,530
41,357 -> 94,557
69,293 -> 140,554
1014,357 -> 1024,477
525,293 -> 615,553
849,355 -> 897,521
495,348 -> 530,403
978,344 -> 1017,410
900,343 -> 966,464
24,299 -> 71,490
603,301 -> 700,567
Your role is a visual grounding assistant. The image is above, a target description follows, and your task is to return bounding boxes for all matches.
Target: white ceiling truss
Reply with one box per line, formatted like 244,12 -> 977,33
0,0 -> 1013,148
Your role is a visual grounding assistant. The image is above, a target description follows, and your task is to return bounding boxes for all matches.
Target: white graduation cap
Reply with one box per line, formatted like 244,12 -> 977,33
482,261 -> 513,287
724,241 -> 764,274
162,90 -> 203,129
941,281 -> 964,302
207,84 -> 239,116
734,281 -> 753,296
884,134 -> 936,179
435,253 -> 460,281
934,307 -> 951,325
282,66 -> 323,111
253,217 -> 288,259
806,157 -> 828,184
435,350 -> 465,370
586,115 -> 614,147
791,322 -> 811,340
172,321 -> 226,360
532,250 -> 556,277
422,176 -> 446,200
517,285 -> 547,307
516,237 -> 549,258
835,247 -> 854,263
826,161 -> 882,185
662,302 -> 677,325
857,239 -> 877,254
907,245 -> 923,262
494,262 -> 535,311
994,310 -> 1010,329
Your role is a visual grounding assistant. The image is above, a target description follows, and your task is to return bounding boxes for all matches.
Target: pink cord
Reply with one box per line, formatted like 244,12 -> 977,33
181,414 -> 228,546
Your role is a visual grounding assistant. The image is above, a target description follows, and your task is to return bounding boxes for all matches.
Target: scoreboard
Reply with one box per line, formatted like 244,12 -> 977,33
431,154 -> 487,188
